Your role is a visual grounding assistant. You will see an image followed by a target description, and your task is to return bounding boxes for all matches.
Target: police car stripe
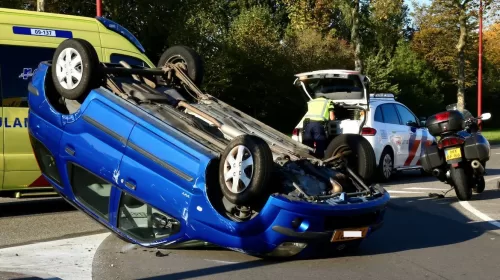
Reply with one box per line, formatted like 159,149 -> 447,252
404,131 -> 420,166
28,175 -> 50,187
12,26 -> 73,38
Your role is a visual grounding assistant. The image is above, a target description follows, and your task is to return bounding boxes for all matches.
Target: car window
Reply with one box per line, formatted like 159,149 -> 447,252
303,74 -> 364,100
0,45 -> 55,107
117,192 -> 181,242
380,104 -> 400,125
29,134 -> 61,185
395,104 -> 418,126
110,54 -> 148,68
374,106 -> 384,122
68,163 -> 112,221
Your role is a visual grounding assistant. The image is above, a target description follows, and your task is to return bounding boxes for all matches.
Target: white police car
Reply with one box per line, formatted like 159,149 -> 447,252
291,69 -> 436,182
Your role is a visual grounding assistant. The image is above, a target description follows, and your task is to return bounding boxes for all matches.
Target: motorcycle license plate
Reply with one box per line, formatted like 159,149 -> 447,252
445,147 -> 462,161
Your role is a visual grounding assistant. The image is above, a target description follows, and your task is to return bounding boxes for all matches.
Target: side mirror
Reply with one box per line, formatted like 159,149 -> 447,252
480,113 -> 491,120
406,121 -> 419,127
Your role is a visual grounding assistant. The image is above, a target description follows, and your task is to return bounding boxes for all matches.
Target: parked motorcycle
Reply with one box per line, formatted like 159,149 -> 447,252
420,103 -> 492,201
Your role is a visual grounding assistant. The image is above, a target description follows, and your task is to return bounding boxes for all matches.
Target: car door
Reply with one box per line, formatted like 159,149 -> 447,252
394,104 -> 430,167
379,103 -> 407,168
115,121 -> 197,244
58,98 -> 136,223
0,44 -> 56,190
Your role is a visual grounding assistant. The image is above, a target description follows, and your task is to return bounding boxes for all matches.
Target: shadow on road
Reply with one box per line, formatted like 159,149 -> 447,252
0,197 -> 76,218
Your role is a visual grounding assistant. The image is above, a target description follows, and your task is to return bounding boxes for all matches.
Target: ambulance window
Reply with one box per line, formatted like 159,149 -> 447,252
110,54 -> 148,68
0,45 -> 55,107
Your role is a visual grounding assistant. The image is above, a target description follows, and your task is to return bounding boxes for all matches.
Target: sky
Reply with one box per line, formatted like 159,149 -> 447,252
406,0 -> 431,13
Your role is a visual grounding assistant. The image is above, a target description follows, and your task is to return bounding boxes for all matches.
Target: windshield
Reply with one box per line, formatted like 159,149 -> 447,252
446,103 -> 473,120
302,75 -> 364,100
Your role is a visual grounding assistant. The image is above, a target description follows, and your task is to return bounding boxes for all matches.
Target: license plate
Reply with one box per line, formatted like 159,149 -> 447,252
445,147 -> 462,161
331,227 -> 369,242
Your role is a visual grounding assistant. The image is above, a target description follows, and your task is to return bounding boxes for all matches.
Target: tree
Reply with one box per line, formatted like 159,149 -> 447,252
411,0 -> 479,112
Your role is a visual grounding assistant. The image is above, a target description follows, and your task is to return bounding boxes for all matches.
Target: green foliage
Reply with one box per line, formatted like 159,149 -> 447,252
390,40 -> 445,116
3,0 -> 499,130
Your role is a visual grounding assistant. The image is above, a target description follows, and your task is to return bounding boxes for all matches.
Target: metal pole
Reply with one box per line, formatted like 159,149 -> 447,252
96,0 -> 102,17
478,0 -> 483,129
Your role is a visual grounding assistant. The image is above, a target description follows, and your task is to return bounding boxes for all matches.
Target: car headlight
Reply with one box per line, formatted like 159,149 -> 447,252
265,242 -> 308,258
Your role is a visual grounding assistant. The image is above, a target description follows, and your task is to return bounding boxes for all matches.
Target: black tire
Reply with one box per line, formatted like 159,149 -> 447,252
324,134 -> 376,186
157,45 -> 204,87
51,38 -> 101,100
377,148 -> 394,182
473,176 -> 486,193
218,135 -> 274,206
450,166 -> 473,201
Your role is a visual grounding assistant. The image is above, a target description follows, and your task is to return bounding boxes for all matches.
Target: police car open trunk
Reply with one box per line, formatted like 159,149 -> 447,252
292,70 -> 370,139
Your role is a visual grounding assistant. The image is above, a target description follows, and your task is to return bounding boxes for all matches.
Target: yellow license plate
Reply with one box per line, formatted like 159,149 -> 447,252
331,227 -> 369,242
445,147 -> 462,161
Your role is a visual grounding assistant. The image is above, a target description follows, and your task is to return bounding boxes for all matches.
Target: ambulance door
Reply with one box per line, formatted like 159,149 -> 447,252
0,44 -> 56,189
0,65 -> 5,190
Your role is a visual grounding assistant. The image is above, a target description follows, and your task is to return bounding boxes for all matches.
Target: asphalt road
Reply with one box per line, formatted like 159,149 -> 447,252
1,147 -> 500,279
0,195 -> 106,249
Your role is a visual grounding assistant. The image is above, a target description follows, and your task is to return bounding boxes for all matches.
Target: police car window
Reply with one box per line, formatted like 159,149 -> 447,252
395,104 -> 418,126
380,104 -> 400,125
0,45 -> 55,107
303,75 -> 364,100
110,54 -> 148,68
374,106 -> 384,122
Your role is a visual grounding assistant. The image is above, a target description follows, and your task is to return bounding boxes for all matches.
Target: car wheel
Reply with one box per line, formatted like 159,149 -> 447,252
377,149 -> 393,182
157,45 -> 204,87
324,134 -> 376,186
218,135 -> 274,206
51,38 -> 101,100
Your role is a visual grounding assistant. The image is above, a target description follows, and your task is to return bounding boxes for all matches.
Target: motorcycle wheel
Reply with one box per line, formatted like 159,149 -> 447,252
450,166 -> 473,201
473,176 -> 486,194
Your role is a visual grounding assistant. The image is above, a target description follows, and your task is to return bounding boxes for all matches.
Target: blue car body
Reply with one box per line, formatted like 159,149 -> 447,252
28,61 -> 390,258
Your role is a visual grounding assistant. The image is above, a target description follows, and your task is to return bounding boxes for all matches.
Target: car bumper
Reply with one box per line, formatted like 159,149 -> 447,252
184,190 -> 390,258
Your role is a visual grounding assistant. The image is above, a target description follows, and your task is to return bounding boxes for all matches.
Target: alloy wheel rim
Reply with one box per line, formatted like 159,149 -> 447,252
56,47 -> 83,90
223,145 -> 254,194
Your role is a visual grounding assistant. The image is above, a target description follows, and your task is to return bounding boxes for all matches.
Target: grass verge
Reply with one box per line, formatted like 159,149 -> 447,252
481,129 -> 500,145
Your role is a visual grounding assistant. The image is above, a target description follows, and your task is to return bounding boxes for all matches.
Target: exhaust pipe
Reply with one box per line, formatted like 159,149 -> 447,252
432,169 -> 441,177
471,160 -> 485,175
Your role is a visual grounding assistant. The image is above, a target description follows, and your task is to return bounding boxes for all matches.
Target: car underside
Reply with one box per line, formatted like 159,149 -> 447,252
27,39 -> 389,258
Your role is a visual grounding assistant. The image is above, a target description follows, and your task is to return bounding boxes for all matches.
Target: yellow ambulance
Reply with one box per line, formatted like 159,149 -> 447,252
0,8 -> 154,197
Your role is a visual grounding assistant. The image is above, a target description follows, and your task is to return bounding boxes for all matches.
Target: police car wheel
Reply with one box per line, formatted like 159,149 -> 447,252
157,45 -> 204,87
324,134 -> 376,186
219,135 -> 274,206
51,39 -> 101,101
377,148 -> 393,182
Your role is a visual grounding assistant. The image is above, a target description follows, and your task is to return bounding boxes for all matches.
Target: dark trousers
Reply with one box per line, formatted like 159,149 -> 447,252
302,121 -> 327,158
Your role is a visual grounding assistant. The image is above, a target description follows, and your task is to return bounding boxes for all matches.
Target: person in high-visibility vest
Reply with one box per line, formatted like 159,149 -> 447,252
301,97 -> 335,158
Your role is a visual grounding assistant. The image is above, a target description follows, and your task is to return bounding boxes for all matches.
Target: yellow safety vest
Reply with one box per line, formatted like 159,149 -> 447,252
303,97 -> 335,121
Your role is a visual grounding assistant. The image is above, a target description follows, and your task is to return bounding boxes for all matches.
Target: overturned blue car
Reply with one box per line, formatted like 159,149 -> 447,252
27,38 -> 390,259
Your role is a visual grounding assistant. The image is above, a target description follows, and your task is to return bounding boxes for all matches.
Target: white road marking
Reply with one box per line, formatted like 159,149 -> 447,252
204,259 -> 240,264
459,201 -> 500,229
0,233 -> 110,280
388,190 -> 425,194
485,176 -> 500,182
405,187 -> 449,191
